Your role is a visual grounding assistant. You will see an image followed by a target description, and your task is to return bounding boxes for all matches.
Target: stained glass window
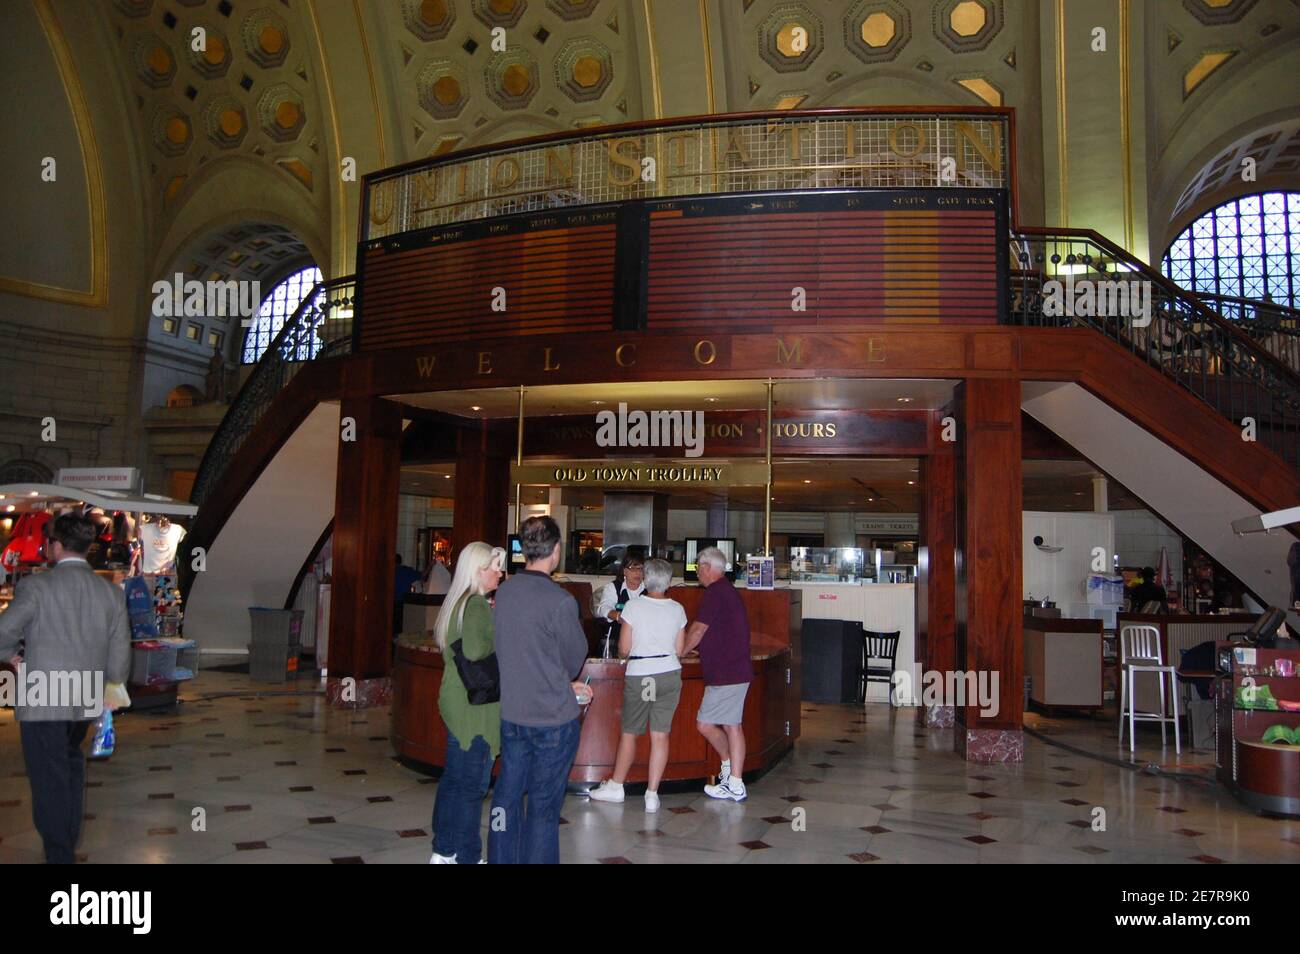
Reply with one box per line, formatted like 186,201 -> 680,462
1162,192 -> 1299,309
241,265 -> 322,364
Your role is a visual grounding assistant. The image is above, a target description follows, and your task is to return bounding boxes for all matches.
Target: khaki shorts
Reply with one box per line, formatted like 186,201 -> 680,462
621,670 -> 682,736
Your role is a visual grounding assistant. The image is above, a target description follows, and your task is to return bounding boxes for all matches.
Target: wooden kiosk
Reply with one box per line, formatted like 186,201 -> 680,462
392,586 -> 801,785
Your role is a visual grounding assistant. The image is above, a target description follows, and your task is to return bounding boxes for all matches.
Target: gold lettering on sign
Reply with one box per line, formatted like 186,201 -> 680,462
492,157 -> 521,190
889,122 -> 926,159
825,422 -> 838,437
954,120 -> 1003,176
412,169 -> 440,211
665,133 -> 693,171
607,138 -> 641,186
868,338 -> 886,363
785,124 -> 802,161
545,145 -> 574,184
543,347 -> 560,372
776,338 -> 804,365
416,355 -> 436,379
615,343 -> 637,367
720,129 -> 751,164
477,351 -> 493,375
369,182 -> 395,225
693,340 -> 717,366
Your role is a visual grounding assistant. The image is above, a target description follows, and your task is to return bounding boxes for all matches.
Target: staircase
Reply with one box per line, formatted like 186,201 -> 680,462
1008,226 -> 1300,470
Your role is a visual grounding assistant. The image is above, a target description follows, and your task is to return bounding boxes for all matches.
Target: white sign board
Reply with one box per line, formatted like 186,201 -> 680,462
56,467 -> 140,492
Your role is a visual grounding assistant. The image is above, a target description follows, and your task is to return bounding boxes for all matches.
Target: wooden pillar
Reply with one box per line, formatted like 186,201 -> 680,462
326,396 -> 402,708
953,380 -> 1024,761
916,417 -> 956,727
452,420 -> 512,552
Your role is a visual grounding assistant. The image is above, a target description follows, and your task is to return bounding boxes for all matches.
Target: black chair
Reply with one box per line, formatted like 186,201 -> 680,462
858,630 -> 901,704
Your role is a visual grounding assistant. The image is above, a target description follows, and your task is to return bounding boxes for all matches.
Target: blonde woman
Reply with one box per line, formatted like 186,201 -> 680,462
430,542 -> 506,864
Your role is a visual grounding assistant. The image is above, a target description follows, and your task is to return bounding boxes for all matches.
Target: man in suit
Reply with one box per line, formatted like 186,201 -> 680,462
0,513 -> 131,863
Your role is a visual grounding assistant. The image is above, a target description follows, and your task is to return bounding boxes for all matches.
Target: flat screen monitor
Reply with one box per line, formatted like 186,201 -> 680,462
507,534 -> 525,573
684,538 -> 736,583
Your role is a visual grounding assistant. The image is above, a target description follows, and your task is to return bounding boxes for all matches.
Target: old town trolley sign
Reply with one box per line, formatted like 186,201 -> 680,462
363,110 -> 1009,238
511,460 -> 771,489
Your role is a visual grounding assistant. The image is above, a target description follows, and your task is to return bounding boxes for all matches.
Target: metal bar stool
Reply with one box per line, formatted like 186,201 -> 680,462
1118,623 -> 1181,753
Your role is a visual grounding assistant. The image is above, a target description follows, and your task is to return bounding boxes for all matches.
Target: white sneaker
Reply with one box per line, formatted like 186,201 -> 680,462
644,791 -> 660,813
704,777 -> 747,801
429,851 -> 457,864
718,760 -> 731,784
588,779 -> 625,803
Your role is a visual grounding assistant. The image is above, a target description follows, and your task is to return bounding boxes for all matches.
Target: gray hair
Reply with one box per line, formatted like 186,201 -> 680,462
643,558 -> 672,594
696,546 -> 728,572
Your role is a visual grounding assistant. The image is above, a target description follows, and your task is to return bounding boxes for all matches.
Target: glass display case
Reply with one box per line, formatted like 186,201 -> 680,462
1215,641 -> 1300,816
789,547 -> 867,584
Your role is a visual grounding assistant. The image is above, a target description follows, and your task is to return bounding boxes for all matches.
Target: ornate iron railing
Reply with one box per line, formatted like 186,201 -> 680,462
1008,228 -> 1300,468
190,276 -> 356,507
1185,292 -> 1300,375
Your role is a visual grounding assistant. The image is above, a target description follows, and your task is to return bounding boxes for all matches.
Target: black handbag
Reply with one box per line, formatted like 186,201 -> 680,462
450,637 -> 499,705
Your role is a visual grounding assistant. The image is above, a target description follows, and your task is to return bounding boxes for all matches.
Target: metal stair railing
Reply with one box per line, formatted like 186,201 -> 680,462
1008,227 -> 1300,469
1184,292 -> 1300,375
190,276 -> 356,508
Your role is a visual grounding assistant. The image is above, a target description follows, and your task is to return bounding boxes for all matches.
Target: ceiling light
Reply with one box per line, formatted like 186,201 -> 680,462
907,480 -> 915,485
803,479 -> 811,484
470,405 -> 482,411
5,505 -> 14,512
896,397 -> 913,403
28,491 -> 38,497
591,400 -> 605,405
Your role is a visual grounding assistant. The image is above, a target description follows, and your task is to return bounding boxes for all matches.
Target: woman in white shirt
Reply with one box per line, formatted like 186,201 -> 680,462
587,558 -> 684,813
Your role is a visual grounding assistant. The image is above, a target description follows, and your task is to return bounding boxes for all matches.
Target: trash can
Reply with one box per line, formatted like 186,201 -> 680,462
248,608 -> 303,682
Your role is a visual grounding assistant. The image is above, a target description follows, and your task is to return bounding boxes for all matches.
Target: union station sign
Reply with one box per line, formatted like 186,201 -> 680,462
363,110 -> 1010,239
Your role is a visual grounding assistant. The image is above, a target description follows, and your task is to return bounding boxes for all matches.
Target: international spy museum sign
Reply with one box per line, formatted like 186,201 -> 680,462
364,112 -> 1008,238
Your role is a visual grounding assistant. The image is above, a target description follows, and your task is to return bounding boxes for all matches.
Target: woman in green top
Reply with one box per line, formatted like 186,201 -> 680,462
430,542 -> 506,864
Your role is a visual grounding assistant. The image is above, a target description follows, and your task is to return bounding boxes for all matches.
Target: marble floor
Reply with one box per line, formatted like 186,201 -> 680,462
1,666 -> 1296,864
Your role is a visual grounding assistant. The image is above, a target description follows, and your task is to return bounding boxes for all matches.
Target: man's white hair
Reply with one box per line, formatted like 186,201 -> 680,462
696,546 -> 728,571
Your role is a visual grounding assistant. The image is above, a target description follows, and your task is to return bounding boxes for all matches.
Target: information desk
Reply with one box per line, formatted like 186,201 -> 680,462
392,586 -> 801,785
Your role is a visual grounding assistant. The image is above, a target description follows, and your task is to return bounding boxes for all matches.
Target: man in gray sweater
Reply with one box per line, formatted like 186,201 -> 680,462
488,515 -> 591,864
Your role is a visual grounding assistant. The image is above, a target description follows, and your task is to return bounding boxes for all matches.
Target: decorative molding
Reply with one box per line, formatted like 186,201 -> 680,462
0,0 -> 110,307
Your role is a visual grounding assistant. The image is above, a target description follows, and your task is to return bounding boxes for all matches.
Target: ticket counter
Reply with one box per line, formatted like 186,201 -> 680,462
392,586 -> 801,785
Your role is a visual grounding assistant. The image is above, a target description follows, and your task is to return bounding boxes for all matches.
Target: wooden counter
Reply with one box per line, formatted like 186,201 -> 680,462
1022,615 -> 1103,711
392,586 -> 802,785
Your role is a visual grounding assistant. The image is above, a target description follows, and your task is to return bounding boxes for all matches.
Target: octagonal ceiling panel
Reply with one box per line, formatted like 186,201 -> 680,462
403,0 -> 457,41
758,2 -> 825,73
933,0 -> 1003,53
554,36 -> 613,103
844,0 -> 910,64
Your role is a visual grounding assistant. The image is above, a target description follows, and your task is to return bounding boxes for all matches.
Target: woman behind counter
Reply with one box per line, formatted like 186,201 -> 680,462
594,554 -> 646,649
429,542 -> 506,865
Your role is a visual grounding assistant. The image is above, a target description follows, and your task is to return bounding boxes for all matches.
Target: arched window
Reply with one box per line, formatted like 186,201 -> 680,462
1161,192 -> 1300,308
241,265 -> 322,364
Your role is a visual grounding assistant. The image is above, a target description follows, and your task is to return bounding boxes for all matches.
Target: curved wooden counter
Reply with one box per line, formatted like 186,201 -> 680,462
392,586 -> 802,784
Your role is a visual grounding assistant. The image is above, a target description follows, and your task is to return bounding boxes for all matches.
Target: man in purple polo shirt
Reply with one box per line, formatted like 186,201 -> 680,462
682,546 -> 751,801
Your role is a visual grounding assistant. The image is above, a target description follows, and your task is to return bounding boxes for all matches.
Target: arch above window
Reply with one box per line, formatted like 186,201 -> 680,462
241,265 -> 322,364
1161,191 -> 1299,309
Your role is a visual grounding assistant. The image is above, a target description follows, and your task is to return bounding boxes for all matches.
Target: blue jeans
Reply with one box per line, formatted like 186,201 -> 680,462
488,718 -> 581,864
431,732 -> 494,863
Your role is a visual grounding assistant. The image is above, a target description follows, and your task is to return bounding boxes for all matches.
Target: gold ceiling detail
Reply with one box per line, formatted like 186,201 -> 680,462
1183,50 -> 1237,97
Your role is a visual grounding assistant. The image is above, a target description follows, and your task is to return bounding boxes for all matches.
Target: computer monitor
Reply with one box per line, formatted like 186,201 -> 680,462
684,537 -> 736,583
506,534 -> 526,573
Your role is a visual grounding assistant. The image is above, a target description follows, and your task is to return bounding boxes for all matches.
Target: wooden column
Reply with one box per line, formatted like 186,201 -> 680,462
916,418 -> 956,727
954,380 -> 1024,761
326,396 -> 402,708
452,420 -> 512,551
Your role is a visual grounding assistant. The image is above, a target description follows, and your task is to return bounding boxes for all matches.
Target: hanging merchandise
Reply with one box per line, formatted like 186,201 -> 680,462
139,514 -> 186,574
1,510 -> 52,571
